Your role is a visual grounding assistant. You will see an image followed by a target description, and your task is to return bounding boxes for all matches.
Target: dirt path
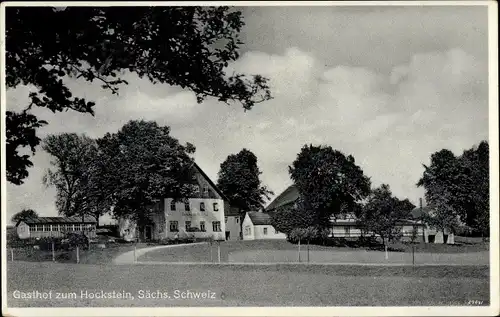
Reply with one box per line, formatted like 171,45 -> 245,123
112,242 -> 207,264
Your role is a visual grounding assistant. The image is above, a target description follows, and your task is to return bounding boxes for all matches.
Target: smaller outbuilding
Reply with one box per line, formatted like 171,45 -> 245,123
242,211 -> 287,240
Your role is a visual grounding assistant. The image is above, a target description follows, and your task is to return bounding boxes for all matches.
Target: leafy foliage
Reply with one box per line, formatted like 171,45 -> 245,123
97,120 -> 198,225
288,227 -> 319,243
42,133 -> 110,225
11,208 -> 39,224
288,144 -> 371,228
6,111 -> 47,185
417,141 -> 489,236
6,6 -> 272,185
269,198 -> 317,236
216,148 -> 273,212
357,184 -> 415,245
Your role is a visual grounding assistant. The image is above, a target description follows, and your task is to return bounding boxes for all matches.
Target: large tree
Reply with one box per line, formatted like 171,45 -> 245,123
358,184 -> 415,247
417,142 -> 489,237
97,120 -> 198,225
42,133 -> 110,226
216,148 -> 273,211
270,198 -> 317,236
6,6 -> 272,185
11,208 -> 38,224
288,145 -> 371,228
459,141 -> 489,237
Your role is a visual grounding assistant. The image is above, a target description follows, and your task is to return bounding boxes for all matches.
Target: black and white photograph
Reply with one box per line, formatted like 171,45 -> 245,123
1,2 -> 498,316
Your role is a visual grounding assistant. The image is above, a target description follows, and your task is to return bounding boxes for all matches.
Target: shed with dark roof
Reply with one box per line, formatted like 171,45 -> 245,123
265,185 -> 299,212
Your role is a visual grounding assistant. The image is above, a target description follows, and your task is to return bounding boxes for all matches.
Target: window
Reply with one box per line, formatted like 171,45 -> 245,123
43,224 -> 50,232
213,203 -> 219,211
53,224 -> 60,231
200,221 -> 206,232
212,221 -> 221,232
244,226 -> 251,236
184,201 -> 190,211
169,221 -> 179,232
344,226 -> 350,236
203,186 -> 209,196
263,228 -> 268,235
200,202 -> 205,211
236,218 -> 239,224
66,224 -> 73,231
29,225 -> 35,232
170,201 -> 176,211
225,217 -> 228,223
185,221 -> 191,231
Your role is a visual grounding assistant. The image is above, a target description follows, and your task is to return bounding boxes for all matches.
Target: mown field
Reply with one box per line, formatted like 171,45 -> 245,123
138,239 -> 489,265
6,261 -> 489,307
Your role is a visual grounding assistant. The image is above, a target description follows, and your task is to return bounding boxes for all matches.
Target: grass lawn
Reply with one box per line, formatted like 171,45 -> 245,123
8,242 -> 152,265
139,239 -> 489,265
6,261 -> 489,307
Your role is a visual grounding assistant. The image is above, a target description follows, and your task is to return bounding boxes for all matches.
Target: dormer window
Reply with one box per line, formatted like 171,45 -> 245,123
200,202 -> 206,211
213,203 -> 219,211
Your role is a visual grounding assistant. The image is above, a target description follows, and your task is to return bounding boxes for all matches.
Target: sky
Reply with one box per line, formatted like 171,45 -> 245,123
5,5 -> 490,224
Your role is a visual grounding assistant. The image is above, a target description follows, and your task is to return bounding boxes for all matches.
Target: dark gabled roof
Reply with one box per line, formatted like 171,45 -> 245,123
16,216 -> 97,226
193,162 -> 229,202
265,185 -> 299,211
410,206 -> 432,219
225,206 -> 241,217
247,211 -> 274,226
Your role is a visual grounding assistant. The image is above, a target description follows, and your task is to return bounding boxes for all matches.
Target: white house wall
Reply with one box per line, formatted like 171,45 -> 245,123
16,222 -> 30,239
253,225 -> 287,240
163,198 -> 226,240
225,215 -> 241,240
242,214 -> 255,240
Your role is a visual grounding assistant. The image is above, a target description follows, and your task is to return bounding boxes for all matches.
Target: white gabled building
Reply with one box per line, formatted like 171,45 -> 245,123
118,163 -> 230,242
242,211 -> 287,240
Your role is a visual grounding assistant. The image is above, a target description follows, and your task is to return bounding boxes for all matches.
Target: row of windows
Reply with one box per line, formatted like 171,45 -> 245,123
170,201 -> 219,212
29,224 -> 94,232
169,221 -> 222,232
244,226 -> 279,236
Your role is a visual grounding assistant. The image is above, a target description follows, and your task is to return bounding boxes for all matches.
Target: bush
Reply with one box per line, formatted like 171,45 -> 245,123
34,237 -> 66,251
65,233 -> 90,250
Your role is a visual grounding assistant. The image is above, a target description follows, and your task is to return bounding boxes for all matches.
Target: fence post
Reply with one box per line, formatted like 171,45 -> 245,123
76,245 -> 80,264
298,239 -> 301,262
11,249 -> 14,262
217,241 -> 221,263
52,241 -> 55,262
412,245 -> 415,266
134,245 -> 137,263
307,241 -> 310,263
209,240 -> 213,262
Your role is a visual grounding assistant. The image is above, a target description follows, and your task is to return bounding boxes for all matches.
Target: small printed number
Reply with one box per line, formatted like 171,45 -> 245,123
467,300 -> 484,305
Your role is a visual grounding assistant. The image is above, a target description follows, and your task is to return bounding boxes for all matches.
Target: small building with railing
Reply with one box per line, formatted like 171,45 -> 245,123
15,216 -> 97,240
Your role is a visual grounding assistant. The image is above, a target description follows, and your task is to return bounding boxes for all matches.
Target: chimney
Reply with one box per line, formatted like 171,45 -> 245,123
419,198 -> 423,210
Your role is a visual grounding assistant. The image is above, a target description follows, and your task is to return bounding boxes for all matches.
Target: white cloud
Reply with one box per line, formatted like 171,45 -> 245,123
5,8 -> 489,222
